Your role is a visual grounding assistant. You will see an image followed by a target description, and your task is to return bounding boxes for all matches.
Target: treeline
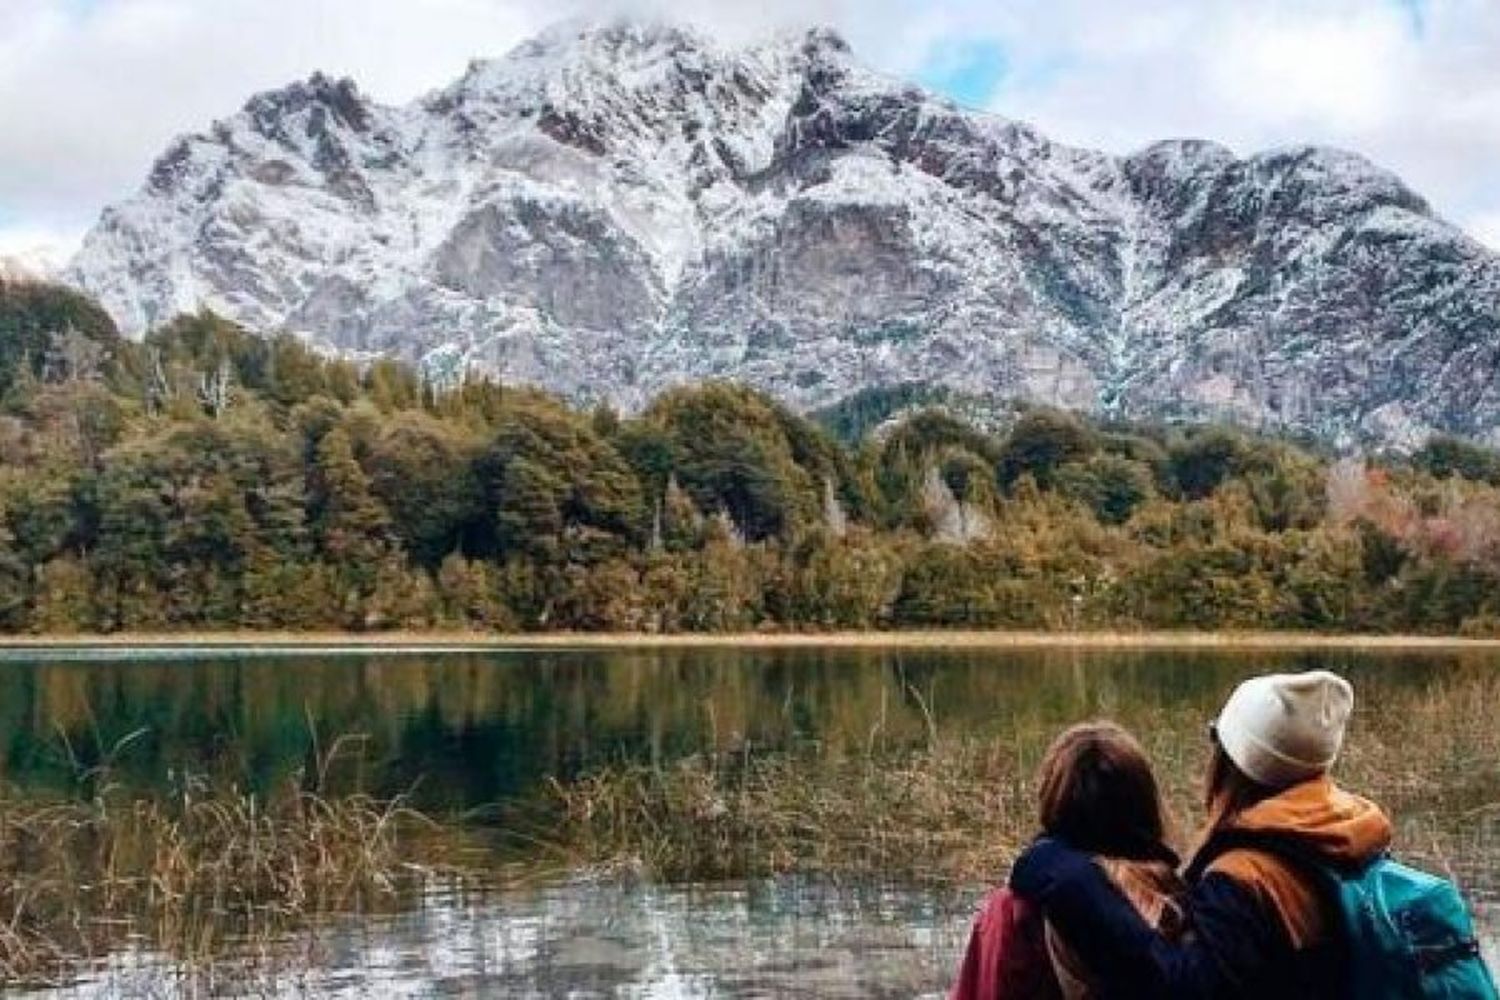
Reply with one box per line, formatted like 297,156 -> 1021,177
6,276 -> 1500,635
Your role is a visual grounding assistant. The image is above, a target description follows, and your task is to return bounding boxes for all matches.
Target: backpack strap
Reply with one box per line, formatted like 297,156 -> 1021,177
1185,829 -> 1363,885
1414,938 -> 1484,973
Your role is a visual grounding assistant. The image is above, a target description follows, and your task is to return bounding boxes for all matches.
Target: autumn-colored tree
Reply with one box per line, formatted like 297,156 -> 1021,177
435,553 -> 512,630
28,557 -> 95,633
9,278 -> 1500,637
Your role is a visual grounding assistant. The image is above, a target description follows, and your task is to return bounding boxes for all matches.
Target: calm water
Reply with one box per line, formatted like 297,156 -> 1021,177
2,643 -> 1497,995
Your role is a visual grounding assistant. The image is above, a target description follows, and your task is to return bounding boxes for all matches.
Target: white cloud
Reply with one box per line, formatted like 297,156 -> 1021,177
968,0 -> 1500,246
0,221 -> 82,278
1,0 -> 1499,258
0,0 -> 562,249
1470,212 -> 1500,253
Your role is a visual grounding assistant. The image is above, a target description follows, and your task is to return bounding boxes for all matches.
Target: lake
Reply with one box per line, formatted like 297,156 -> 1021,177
1,643 -> 1497,995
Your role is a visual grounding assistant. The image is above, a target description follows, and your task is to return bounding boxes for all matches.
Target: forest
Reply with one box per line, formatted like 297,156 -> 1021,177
5,275 -> 1500,636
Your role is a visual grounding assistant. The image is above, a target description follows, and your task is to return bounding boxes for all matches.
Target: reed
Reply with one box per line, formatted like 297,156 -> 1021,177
546,678 -> 1500,891
0,767 -> 451,986
549,738 -> 1028,884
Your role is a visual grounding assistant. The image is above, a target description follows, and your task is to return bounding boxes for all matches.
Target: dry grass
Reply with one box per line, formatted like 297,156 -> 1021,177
545,708 -> 1203,886
546,678 -> 1500,892
549,739 -> 1031,884
0,761 -> 457,987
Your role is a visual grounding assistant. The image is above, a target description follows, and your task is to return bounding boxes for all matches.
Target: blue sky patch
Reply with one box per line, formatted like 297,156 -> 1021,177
62,0 -> 105,19
1393,0 -> 1427,35
917,39 -> 1009,109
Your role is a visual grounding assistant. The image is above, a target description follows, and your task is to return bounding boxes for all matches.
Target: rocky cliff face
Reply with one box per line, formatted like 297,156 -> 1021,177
68,19 -> 1500,447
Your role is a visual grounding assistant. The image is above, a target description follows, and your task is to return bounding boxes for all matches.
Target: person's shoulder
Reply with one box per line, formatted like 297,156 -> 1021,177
1204,848 -> 1325,948
1206,846 -> 1284,885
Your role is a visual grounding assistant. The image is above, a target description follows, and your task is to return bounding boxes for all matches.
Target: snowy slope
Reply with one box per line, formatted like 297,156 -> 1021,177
68,18 -> 1500,446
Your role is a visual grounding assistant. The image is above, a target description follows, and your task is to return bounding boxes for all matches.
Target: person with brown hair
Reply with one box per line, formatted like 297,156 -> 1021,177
1009,671 -> 1395,998
950,722 -> 1186,1000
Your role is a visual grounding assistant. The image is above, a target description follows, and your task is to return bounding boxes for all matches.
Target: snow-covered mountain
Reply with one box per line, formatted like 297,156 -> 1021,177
68,19 -> 1500,446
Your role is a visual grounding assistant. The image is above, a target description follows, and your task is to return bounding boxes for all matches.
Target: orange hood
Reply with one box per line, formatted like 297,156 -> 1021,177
1223,776 -> 1393,867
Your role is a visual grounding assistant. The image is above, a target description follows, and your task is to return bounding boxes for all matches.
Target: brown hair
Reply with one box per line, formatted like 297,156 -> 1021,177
1037,721 -> 1173,858
1202,741 -> 1276,834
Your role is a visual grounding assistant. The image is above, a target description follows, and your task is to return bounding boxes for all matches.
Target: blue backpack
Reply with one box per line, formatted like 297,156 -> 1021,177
1196,833 -> 1498,1000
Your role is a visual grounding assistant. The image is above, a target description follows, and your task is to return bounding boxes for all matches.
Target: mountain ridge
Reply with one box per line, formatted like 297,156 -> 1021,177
66,17 -> 1500,448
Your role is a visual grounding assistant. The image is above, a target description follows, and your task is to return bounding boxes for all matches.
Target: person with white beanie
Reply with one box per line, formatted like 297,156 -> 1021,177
1211,669 -> 1354,788
1008,670 -> 1395,1000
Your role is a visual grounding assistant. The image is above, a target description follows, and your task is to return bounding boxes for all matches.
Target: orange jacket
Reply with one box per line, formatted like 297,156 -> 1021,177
1200,775 -> 1393,950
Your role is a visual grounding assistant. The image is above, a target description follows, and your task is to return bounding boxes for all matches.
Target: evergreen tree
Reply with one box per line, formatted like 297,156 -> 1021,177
308,427 -> 393,619
997,409 -> 1096,489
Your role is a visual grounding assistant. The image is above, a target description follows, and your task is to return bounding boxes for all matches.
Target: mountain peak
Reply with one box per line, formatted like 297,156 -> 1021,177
525,15 -> 714,53
794,25 -> 852,57
66,17 -> 1500,448
242,72 -> 371,135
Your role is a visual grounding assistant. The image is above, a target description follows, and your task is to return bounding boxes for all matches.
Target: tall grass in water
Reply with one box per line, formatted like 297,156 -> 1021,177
548,677 -> 1500,891
0,738 -> 448,987
547,715 -> 1202,884
551,738 -> 1033,884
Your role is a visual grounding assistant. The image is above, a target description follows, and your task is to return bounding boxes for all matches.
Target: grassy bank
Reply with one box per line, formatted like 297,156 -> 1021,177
7,628 -> 1500,652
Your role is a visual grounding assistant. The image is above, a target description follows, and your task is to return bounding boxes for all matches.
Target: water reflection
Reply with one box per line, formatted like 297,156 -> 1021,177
3,645 -> 1498,995
36,877 -> 1500,999
41,877 -> 975,998
0,645 -> 1485,812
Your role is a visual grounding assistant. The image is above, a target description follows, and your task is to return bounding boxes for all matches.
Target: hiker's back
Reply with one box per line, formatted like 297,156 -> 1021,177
1206,846 -> 1344,997
1047,857 -> 1187,1000
1205,842 -> 1499,1000
1184,774 -> 1398,998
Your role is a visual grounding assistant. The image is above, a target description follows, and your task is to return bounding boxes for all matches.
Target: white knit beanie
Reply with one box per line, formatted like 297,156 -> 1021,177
1214,671 -> 1354,788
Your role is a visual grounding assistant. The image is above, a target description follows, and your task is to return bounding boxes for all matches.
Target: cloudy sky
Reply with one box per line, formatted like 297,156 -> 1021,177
2,0 -> 1499,265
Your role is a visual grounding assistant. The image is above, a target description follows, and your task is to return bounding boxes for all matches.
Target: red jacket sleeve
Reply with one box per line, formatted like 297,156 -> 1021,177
951,888 -> 1064,1000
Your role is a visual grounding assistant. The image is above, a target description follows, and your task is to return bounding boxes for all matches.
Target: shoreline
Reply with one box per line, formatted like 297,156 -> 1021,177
3,629 -> 1500,653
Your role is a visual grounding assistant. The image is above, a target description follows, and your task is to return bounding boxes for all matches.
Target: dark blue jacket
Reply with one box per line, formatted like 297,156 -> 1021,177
1011,837 -> 1337,999
1009,778 -> 1393,1000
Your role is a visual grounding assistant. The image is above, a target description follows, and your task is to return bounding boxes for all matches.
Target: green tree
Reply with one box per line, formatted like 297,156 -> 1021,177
308,427 -> 393,619
0,277 -> 119,397
892,544 -> 998,626
1168,428 -> 1257,500
0,509 -> 29,631
644,384 -> 835,541
1055,455 -> 1156,526
1414,435 -> 1500,486
997,409 -> 1096,490
480,401 -> 646,561
366,413 -> 482,568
